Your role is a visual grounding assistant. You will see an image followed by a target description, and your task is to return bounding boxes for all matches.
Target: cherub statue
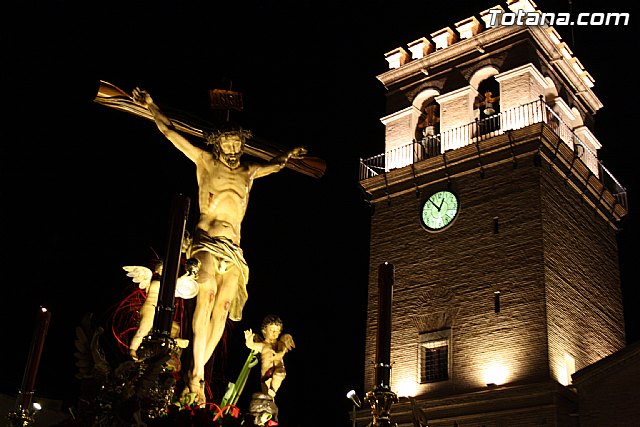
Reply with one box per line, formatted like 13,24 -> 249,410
244,315 -> 295,399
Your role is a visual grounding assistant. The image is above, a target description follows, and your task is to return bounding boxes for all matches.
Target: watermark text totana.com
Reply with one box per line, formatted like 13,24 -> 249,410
486,9 -> 630,26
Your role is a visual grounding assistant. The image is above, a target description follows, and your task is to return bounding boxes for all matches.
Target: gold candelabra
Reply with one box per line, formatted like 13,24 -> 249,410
364,384 -> 398,427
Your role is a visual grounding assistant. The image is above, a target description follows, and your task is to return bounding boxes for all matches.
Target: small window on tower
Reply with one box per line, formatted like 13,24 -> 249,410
419,329 -> 451,383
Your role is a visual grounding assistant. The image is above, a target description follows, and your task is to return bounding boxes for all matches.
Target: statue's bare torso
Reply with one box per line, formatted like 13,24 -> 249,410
195,153 -> 256,245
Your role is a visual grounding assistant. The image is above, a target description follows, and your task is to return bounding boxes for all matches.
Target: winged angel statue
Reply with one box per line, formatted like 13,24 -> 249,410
123,255 -> 200,360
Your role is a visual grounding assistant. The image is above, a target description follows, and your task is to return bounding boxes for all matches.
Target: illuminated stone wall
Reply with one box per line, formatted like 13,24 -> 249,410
364,149 -> 624,402
381,107 -> 414,154
495,64 -> 550,111
365,155 -> 551,395
541,162 -> 626,382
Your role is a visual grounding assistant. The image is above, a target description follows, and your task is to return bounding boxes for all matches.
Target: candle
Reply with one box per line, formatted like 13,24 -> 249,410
18,306 -> 51,410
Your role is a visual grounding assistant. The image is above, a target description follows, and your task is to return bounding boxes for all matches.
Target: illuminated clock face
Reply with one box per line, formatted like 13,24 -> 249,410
420,190 -> 459,231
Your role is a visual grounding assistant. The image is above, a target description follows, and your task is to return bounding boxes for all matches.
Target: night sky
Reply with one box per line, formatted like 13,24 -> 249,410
2,1 -> 638,426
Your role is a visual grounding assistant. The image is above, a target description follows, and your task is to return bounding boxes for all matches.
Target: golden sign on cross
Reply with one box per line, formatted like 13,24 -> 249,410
209,89 -> 244,111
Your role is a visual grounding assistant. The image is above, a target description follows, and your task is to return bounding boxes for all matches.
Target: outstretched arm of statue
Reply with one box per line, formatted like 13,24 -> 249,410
245,329 -> 265,353
273,146 -> 308,167
254,146 -> 308,178
132,87 -> 203,163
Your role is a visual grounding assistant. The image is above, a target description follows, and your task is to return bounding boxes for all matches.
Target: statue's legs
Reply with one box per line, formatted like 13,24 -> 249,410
262,365 -> 286,398
188,252 -> 241,405
269,366 -> 286,397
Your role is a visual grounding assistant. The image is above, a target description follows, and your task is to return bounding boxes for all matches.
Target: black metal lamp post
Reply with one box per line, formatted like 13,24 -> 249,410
364,262 -> 398,427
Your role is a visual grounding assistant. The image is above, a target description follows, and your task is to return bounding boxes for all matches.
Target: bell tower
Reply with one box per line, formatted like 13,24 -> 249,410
358,1 -> 628,425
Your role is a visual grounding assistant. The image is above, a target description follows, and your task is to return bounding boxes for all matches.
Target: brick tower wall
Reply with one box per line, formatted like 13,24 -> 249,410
365,154 -> 554,395
540,165 -> 626,382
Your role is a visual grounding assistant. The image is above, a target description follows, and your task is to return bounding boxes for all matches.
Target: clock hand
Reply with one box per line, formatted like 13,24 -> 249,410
429,199 -> 443,212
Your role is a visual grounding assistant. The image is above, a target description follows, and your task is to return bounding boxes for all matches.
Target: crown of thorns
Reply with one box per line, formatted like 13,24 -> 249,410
204,128 -> 253,145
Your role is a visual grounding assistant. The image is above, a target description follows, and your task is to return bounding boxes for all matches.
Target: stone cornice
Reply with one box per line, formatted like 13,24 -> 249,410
527,25 -> 603,114
376,20 -> 603,114
380,106 -> 414,125
376,25 -> 520,88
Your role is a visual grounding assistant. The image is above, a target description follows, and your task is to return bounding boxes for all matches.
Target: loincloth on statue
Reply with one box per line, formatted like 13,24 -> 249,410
190,228 -> 249,321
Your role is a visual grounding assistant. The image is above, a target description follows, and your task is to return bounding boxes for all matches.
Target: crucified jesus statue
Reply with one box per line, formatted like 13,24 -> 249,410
132,87 -> 307,406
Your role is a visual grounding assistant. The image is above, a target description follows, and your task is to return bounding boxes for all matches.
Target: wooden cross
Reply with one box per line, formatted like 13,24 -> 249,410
94,80 -> 326,179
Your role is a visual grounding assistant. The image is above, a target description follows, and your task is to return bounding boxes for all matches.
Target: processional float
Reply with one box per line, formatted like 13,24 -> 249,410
89,81 -> 325,425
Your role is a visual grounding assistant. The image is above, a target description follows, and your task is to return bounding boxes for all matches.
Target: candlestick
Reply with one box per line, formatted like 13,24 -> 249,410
21,307 -> 51,402
8,306 -> 51,426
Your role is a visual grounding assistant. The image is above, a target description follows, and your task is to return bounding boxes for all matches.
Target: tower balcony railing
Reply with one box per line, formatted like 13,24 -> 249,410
359,98 -> 627,210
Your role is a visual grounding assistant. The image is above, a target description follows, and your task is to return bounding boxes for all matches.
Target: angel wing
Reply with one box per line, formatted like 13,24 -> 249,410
279,333 -> 295,352
74,314 -> 110,380
123,266 -> 153,290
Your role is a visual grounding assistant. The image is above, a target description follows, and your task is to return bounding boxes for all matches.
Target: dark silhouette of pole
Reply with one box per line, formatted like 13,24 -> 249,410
365,262 -> 398,427
375,262 -> 394,390
154,193 -> 190,338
